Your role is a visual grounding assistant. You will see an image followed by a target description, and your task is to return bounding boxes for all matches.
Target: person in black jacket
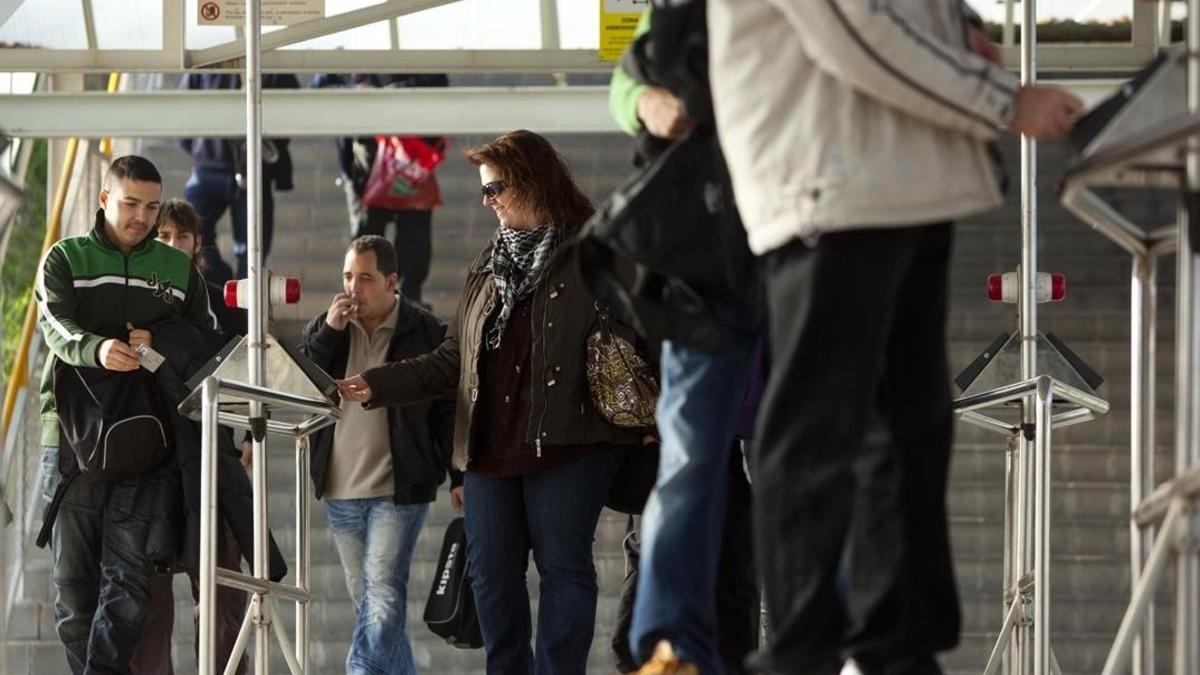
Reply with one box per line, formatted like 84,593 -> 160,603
179,73 -> 299,285
129,198 -> 252,675
299,235 -> 456,675
312,72 -> 449,305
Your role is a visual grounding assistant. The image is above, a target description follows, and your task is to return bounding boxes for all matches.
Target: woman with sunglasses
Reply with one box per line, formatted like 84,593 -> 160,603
338,130 -> 642,674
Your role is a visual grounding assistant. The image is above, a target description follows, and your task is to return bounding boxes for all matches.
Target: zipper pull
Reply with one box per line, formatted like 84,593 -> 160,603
536,438 -> 542,458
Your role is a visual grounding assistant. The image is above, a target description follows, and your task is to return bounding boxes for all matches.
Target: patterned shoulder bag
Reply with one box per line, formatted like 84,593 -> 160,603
585,305 -> 659,429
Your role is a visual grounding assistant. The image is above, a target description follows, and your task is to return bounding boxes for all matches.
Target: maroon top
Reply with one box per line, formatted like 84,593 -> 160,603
471,295 -> 593,477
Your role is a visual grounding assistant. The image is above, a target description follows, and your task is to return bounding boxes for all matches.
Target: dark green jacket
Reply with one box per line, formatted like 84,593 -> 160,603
36,211 -> 218,446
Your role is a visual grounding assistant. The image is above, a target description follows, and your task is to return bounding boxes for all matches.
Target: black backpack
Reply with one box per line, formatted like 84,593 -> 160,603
53,360 -> 173,482
424,517 -> 484,649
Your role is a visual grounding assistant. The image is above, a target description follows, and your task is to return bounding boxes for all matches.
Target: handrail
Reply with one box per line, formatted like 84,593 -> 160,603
99,73 -> 121,158
0,71 -> 119,442
0,137 -> 79,442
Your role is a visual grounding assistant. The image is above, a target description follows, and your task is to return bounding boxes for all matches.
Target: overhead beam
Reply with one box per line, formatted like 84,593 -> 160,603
0,44 -> 1154,76
999,43 -> 1157,71
0,48 -> 611,73
0,86 -> 621,137
0,79 -> 1122,139
189,0 -> 461,68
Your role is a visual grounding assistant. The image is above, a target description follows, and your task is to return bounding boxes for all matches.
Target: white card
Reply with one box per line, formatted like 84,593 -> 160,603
136,344 -> 166,373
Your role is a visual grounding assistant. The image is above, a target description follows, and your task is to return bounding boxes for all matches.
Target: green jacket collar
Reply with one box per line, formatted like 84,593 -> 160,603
90,208 -> 157,256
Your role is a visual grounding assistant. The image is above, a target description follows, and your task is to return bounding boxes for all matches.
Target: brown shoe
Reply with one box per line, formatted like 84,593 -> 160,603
633,641 -> 700,675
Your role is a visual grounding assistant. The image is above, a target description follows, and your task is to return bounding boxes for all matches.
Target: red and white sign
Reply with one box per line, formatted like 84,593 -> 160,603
200,2 -> 221,21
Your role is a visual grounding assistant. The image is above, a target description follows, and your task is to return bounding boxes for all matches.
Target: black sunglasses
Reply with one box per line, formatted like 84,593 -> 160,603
481,180 -> 507,200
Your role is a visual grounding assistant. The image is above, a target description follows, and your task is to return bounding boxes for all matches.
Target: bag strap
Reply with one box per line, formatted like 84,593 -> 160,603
35,467 -> 79,549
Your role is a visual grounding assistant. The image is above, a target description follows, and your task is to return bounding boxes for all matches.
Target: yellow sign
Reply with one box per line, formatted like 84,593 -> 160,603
599,0 -> 645,62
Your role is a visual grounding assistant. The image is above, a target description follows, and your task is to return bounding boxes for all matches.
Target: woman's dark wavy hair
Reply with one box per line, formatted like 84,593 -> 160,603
156,198 -> 208,272
464,130 -> 595,235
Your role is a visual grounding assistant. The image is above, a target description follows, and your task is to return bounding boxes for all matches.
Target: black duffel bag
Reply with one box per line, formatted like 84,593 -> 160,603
424,517 -> 483,649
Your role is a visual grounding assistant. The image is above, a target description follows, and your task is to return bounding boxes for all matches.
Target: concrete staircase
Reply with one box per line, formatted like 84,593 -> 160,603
4,132 -> 1185,674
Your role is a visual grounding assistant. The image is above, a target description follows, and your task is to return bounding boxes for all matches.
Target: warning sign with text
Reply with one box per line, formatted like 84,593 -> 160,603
198,0 -> 325,26
599,0 -> 645,63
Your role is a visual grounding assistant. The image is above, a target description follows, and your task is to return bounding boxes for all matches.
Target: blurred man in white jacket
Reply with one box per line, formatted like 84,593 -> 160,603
707,2 -> 1081,674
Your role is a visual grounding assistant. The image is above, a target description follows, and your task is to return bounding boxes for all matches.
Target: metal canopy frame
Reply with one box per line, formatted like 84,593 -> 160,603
190,1 -> 345,671
0,0 -> 1173,75
195,376 -> 339,675
0,0 -> 611,74
950,2 -> 1124,675
1055,1 -> 1200,674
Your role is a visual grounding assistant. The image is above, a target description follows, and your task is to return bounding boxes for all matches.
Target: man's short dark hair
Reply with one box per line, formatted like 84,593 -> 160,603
348,235 -> 398,278
103,155 -> 162,190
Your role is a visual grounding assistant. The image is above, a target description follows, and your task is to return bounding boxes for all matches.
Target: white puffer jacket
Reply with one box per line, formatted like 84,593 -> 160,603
708,0 -> 1021,255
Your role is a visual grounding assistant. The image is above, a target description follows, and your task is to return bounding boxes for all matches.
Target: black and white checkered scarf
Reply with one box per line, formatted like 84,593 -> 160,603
487,225 -> 559,349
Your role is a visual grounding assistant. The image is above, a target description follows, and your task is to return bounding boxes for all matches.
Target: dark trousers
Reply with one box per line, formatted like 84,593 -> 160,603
44,448 -> 162,675
353,208 -> 433,303
462,448 -> 622,675
184,167 -> 275,284
128,527 -> 247,675
755,224 -> 960,675
613,447 -> 758,674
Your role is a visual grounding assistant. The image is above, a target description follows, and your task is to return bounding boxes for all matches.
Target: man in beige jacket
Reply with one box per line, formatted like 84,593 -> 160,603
707,2 -> 1081,674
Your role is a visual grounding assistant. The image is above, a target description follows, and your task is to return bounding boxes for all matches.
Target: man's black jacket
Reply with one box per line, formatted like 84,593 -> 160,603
299,297 -> 457,504
147,318 -> 287,581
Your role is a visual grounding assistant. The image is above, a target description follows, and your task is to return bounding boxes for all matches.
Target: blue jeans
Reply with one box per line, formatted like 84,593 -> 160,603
40,446 -> 161,675
184,166 -> 275,284
324,498 -> 429,675
463,448 -> 622,675
631,305 -> 759,675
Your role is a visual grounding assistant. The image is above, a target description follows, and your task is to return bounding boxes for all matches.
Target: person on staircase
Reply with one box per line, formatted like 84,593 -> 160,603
299,234 -> 457,675
313,72 -> 450,307
336,130 -> 646,675
606,5 -> 764,674
179,73 -> 299,285
706,2 -> 1083,673
34,156 -> 217,674
129,198 -> 249,675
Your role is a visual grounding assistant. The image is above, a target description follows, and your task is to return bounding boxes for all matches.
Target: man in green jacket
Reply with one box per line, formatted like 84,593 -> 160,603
35,155 -> 217,674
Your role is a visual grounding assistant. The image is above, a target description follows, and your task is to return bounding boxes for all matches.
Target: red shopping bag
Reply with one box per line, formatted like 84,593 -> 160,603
362,136 -> 448,210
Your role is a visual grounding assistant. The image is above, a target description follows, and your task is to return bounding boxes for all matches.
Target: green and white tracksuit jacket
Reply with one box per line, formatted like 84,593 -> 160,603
35,211 -> 218,448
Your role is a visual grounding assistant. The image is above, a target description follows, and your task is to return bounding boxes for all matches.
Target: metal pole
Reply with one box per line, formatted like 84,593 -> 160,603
244,0 -> 265,426
539,0 -> 560,50
198,377 -> 220,675
244,0 -> 270,671
295,436 -> 310,672
1003,0 -> 1015,47
1179,1 -> 1200,665
984,596 -> 1022,675
1002,434 -> 1017,675
225,605 -> 255,675
1012,425 -> 1032,672
1130,254 -> 1157,675
1102,503 -> 1185,675
1176,201 -> 1197,675
1019,0 -> 1037,385
1033,378 -> 1053,675
1018,1 -> 1044,671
